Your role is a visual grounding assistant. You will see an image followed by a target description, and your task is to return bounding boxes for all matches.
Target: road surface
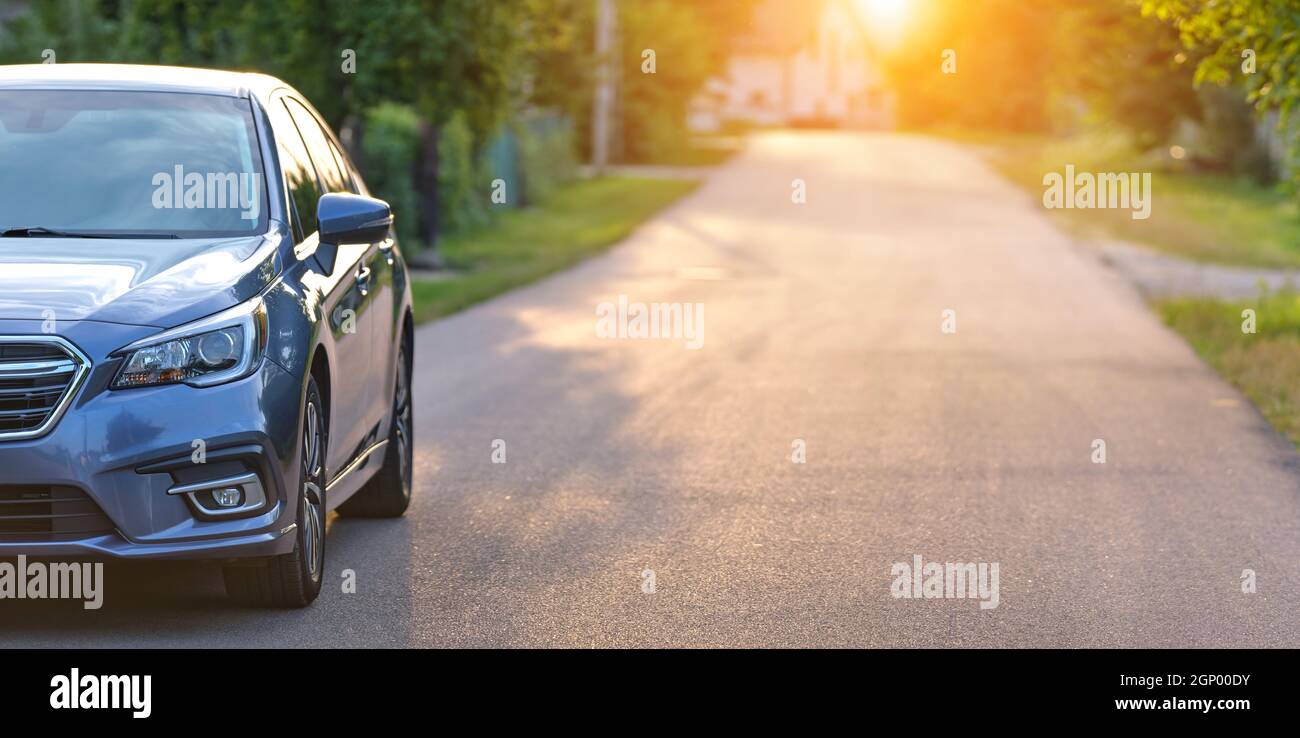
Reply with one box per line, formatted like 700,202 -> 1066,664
3,131 -> 1298,647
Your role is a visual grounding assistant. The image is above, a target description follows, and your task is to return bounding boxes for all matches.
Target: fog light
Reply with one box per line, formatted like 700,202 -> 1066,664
167,471 -> 266,517
211,487 -> 243,508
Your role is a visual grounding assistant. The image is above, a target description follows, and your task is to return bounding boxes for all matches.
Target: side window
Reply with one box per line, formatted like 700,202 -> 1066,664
284,98 -> 347,195
267,98 -> 321,238
328,138 -> 358,194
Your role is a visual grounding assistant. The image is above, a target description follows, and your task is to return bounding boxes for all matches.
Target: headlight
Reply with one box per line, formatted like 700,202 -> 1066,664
112,296 -> 269,389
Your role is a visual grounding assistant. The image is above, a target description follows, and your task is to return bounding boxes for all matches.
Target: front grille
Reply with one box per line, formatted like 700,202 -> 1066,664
0,338 -> 89,440
0,485 -> 116,541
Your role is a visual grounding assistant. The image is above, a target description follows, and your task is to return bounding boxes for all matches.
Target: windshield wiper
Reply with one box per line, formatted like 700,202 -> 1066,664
1,226 -> 179,239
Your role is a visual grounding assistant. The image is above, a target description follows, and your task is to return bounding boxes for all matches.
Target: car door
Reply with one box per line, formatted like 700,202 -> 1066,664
327,134 -> 396,427
269,93 -> 374,479
287,99 -> 394,444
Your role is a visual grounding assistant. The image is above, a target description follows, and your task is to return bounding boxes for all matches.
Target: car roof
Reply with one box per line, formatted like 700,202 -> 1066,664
0,63 -> 287,99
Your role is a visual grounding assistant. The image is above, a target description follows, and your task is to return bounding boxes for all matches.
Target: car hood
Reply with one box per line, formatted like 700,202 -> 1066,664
0,226 -> 284,329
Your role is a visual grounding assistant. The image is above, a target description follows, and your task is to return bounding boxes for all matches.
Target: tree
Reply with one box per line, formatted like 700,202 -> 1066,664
1054,0 -> 1200,149
1143,0 -> 1300,182
1,0 -> 562,251
0,0 -> 119,64
616,0 -> 761,163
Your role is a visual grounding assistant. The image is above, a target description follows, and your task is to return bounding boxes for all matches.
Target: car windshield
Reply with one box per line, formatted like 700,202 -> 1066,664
0,89 -> 268,238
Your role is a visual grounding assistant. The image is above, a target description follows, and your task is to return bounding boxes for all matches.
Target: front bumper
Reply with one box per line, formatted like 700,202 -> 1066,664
0,319 -> 302,560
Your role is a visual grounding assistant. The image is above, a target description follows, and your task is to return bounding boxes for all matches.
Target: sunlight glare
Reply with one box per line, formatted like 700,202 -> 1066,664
856,0 -> 911,38
857,0 -> 909,23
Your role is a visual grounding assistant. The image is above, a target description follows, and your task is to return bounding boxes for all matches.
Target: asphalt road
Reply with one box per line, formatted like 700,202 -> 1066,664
3,131 -> 1298,647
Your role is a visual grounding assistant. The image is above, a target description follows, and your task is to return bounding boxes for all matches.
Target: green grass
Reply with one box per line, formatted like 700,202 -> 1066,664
410,176 -> 698,323
1159,290 -> 1300,447
648,136 -> 746,167
946,129 -> 1300,269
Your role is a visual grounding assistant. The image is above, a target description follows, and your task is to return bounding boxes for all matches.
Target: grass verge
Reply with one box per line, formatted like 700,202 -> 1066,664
410,176 -> 698,323
942,129 -> 1300,269
1158,290 -> 1300,447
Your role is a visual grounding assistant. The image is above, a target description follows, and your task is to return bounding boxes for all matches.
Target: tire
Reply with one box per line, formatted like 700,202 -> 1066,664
223,378 -> 327,608
337,342 -> 412,518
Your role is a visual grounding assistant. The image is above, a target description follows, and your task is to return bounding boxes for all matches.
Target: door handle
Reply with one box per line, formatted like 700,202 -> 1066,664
355,266 -> 372,295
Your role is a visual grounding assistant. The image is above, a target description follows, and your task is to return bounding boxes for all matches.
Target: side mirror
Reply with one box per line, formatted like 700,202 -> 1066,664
313,193 -> 393,274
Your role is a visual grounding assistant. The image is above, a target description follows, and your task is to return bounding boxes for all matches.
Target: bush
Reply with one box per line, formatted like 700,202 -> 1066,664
517,113 -> 577,206
361,103 -> 421,248
438,111 -> 492,237
442,112 -> 577,235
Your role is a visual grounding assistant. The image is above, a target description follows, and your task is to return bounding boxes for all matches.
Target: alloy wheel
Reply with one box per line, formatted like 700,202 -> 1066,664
394,348 -> 413,499
301,398 -> 324,583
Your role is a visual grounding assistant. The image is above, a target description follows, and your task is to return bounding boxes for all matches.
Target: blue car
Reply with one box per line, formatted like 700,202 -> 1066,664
0,65 -> 414,607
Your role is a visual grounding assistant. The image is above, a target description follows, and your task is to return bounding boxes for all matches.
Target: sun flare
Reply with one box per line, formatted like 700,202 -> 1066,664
858,0 -> 909,23
855,0 -> 912,47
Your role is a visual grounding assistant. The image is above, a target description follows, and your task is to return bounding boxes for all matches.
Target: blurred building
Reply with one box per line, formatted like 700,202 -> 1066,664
690,0 -> 894,132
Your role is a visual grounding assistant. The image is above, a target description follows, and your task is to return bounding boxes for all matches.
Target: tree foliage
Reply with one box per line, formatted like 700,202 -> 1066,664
1143,0 -> 1300,120
1143,0 -> 1300,183
0,0 -> 549,136
1054,0 -> 1200,149
611,0 -> 760,162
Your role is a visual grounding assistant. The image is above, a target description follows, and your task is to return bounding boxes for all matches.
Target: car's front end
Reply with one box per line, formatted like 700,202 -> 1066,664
0,69 -> 307,565
0,309 -> 302,561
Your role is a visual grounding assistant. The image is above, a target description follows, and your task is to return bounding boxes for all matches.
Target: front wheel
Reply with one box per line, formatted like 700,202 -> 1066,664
337,342 -> 412,518
223,378 -> 327,607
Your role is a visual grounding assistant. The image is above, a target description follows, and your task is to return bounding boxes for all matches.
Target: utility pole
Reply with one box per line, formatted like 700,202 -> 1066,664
591,0 -> 616,174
